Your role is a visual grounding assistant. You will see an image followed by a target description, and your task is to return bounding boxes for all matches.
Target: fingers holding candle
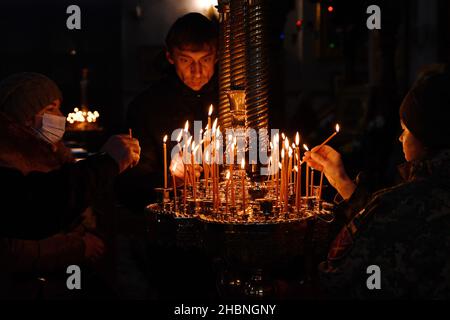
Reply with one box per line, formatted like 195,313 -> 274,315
302,145 -> 356,200
318,123 -> 340,149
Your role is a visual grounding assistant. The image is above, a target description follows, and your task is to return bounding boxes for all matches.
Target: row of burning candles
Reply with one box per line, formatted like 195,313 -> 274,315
161,105 -> 340,214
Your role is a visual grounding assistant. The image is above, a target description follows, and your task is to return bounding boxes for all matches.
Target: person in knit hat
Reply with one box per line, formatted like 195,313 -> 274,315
0,72 -> 70,173
0,72 -> 63,125
399,65 -> 450,157
302,65 -> 450,299
0,72 -> 138,299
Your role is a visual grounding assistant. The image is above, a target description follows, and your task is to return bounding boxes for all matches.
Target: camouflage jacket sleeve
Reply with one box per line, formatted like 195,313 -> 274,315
333,172 -> 374,226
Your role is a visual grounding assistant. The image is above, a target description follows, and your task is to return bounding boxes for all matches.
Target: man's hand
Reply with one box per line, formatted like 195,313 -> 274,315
170,152 -> 202,184
101,134 -> 141,173
303,145 -> 356,200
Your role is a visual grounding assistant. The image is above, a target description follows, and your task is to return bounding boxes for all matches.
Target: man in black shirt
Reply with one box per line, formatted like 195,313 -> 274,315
118,13 -> 218,209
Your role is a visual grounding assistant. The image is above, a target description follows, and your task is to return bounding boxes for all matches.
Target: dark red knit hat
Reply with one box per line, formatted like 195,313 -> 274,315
399,66 -> 450,150
0,72 -> 63,125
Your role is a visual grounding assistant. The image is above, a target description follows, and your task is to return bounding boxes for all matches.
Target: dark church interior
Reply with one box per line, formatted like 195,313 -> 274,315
1,0 -> 450,305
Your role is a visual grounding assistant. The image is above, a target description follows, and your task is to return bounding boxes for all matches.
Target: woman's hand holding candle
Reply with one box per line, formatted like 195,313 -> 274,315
303,145 -> 356,200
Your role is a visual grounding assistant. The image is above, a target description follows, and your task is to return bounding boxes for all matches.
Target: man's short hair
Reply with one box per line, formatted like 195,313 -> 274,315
165,12 -> 218,53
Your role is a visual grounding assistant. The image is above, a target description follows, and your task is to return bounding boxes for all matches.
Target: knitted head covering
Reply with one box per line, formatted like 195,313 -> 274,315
0,72 -> 62,125
399,65 -> 450,150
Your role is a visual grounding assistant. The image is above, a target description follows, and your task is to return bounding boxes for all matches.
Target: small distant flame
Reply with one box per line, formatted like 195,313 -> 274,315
67,107 -> 99,124
295,132 -> 300,146
184,121 -> 189,132
303,144 -> 309,151
163,135 -> 168,143
241,158 -> 245,169
336,124 -> 340,132
226,171 -> 231,180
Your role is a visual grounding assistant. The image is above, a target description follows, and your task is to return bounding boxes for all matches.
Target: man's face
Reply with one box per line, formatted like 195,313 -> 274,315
166,44 -> 217,91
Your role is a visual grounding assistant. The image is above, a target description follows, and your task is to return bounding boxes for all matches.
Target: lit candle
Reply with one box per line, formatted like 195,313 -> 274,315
241,158 -> 246,213
171,162 -> 178,212
212,119 -> 217,210
208,105 -> 213,134
205,152 -> 210,196
163,135 -> 168,200
215,137 -> 221,210
280,148 -> 285,207
274,134 -> 279,206
230,141 -> 235,207
183,122 -> 189,212
225,170 -> 231,214
287,146 -> 292,212
303,144 -> 310,197
191,142 -> 197,209
284,139 -> 290,212
295,133 -> 301,212
318,124 -> 340,148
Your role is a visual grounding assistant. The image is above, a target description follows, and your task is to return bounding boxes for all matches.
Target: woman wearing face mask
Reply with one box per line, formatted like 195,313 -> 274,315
303,66 -> 450,299
0,73 -> 139,299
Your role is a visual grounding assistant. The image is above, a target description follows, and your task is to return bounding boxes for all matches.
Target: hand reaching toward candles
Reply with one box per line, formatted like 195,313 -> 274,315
101,134 -> 141,173
170,152 -> 203,181
303,145 -> 356,200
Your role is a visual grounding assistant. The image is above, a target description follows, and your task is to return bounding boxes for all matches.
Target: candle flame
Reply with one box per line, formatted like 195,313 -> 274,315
303,144 -> 309,151
208,104 -> 213,116
163,135 -> 168,143
294,165 -> 298,172
281,133 -> 286,140
281,148 -> 285,159
336,124 -> 340,132
226,171 -> 230,180
241,158 -> 245,169
295,132 -> 300,146
193,144 -> 200,154
176,130 -> 183,143
284,138 -> 289,149
184,121 -> 189,132
279,163 -> 282,169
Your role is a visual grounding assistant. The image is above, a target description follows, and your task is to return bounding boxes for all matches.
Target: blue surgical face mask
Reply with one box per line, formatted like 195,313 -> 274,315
34,113 -> 66,144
